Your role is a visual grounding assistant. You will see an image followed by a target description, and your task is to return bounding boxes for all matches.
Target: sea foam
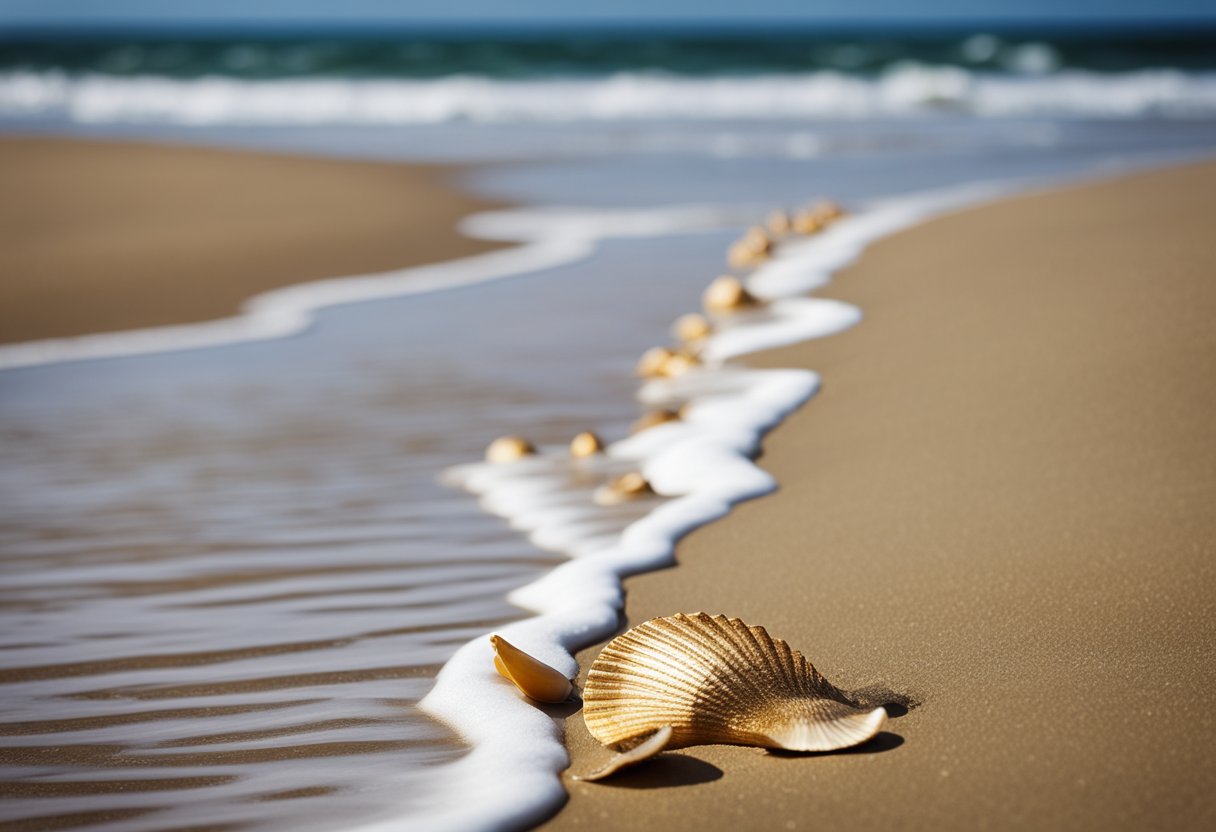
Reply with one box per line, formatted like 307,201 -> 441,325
408,180 -> 1009,831
3,67 -> 1216,126
0,205 -> 749,371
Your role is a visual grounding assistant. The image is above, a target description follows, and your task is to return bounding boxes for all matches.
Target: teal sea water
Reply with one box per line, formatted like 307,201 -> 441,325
4,27 -> 1216,78
2,26 -> 1216,126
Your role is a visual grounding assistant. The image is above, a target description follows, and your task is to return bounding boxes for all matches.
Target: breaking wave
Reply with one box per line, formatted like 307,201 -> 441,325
2,67 -> 1215,125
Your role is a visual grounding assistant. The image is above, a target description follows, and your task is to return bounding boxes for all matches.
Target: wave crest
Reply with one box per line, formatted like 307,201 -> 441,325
2,67 -> 1215,125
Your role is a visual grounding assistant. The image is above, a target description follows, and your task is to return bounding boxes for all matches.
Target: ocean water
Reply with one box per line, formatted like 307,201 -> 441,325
2,26 -> 1215,831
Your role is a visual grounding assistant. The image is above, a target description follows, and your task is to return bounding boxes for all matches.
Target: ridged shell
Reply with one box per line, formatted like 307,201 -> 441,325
767,209 -> 792,236
814,199 -> 845,222
702,275 -> 757,313
636,346 -> 700,379
569,431 -> 604,458
671,312 -> 712,344
792,209 -> 823,235
485,435 -> 536,463
593,472 -> 653,506
583,613 -> 886,753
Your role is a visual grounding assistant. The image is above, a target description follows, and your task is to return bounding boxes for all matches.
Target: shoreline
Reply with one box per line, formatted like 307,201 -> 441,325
549,161 -> 1216,829
5,132 -> 1214,829
0,135 -> 505,346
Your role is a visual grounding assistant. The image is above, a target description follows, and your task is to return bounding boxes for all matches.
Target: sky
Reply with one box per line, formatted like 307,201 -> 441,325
2,0 -> 1215,29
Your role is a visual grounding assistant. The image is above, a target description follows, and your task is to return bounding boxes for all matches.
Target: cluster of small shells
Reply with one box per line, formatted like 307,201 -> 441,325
478,199 -> 886,781
723,199 -> 843,271
727,226 -> 773,269
482,198 -> 848,467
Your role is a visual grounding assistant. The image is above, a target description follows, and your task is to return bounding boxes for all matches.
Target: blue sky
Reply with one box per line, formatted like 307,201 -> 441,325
2,0 -> 1214,27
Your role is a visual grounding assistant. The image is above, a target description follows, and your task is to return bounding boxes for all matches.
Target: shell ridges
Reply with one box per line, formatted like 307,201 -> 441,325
583,613 -> 886,753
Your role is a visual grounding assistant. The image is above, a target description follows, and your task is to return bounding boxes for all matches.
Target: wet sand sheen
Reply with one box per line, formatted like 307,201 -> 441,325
0,138 -> 539,830
553,162 -> 1216,829
0,136 -> 504,344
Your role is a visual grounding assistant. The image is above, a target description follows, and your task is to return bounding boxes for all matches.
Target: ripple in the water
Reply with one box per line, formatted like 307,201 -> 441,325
0,219 -> 742,829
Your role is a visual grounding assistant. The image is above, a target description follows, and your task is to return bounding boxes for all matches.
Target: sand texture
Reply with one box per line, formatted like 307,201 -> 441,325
551,163 -> 1216,830
0,136 -> 501,344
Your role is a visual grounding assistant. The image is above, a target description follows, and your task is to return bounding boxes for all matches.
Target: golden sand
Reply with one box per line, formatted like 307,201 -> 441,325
0,137 -> 502,344
551,162 -> 1216,830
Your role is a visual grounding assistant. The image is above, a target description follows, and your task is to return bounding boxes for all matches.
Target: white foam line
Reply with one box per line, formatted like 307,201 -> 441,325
5,68 -> 1216,124
0,204 -> 749,372
405,179 -> 1017,831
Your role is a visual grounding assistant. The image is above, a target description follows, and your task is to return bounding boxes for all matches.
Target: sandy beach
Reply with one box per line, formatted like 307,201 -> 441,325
0,136 -> 502,344
3,130 -> 1214,831
552,162 -> 1216,830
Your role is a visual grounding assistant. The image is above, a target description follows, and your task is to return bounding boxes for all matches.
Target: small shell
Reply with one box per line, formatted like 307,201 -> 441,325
671,312 -> 712,344
594,471 -> 653,506
490,634 -> 574,704
636,346 -> 699,379
660,350 -> 698,378
630,409 -> 681,434
702,275 -> 757,314
814,199 -> 845,222
725,226 -> 772,268
792,209 -> 823,235
485,436 -> 536,463
583,613 -> 887,753
570,431 -> 605,458
636,346 -> 676,378
767,209 -> 792,236
727,241 -> 755,269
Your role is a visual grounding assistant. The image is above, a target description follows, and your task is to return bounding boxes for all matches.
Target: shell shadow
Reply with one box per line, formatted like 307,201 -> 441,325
583,753 -> 724,789
848,685 -> 920,717
538,698 -> 583,719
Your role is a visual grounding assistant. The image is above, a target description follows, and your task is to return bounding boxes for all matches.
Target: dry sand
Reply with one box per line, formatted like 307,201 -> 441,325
0,136 -> 502,344
551,163 -> 1216,830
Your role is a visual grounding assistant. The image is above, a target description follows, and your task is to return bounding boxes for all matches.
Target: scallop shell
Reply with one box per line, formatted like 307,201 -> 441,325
570,431 -> 605,458
636,346 -> 700,379
702,275 -> 757,314
593,471 -> 653,506
636,346 -> 676,378
743,225 -> 772,251
485,435 -> 536,463
671,312 -> 712,344
792,209 -> 823,235
660,350 -> 698,378
767,209 -> 792,236
814,199 -> 845,222
727,240 -> 765,269
583,613 -> 887,753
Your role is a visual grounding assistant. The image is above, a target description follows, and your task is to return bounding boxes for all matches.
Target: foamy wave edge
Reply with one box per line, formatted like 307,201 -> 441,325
0,205 -> 751,372
3,67 -> 1216,124
403,180 -> 1011,832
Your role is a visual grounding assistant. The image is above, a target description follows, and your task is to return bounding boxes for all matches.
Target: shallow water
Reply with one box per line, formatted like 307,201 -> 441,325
2,101 -> 1215,829
0,229 -> 742,829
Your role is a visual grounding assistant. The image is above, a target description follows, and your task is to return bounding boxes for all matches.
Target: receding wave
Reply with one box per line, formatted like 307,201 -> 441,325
3,67 -> 1216,124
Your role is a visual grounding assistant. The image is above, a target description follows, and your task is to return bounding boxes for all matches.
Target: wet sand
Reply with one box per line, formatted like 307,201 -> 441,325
0,136 -> 502,344
552,163 -> 1216,830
